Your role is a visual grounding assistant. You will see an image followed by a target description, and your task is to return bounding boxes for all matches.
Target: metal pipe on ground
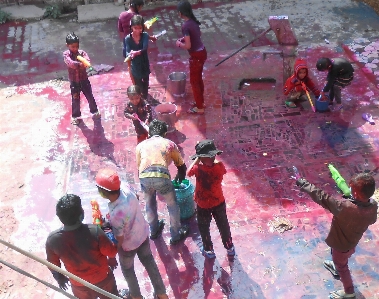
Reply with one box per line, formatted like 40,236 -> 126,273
0,238 -> 122,299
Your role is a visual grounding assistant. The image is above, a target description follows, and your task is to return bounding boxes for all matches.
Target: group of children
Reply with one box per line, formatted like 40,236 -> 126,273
284,57 -> 354,112
61,2 -> 377,299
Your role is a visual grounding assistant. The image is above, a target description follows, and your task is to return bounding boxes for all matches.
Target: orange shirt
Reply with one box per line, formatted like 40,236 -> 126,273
187,161 -> 226,209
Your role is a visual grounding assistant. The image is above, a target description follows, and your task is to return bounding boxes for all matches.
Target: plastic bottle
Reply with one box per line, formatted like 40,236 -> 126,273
328,164 -> 351,197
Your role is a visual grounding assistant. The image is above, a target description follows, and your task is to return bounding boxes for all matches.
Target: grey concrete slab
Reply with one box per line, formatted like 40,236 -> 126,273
77,3 -> 124,23
2,5 -> 45,20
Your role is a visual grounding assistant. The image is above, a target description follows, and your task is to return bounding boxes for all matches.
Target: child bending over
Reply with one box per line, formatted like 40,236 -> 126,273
316,57 -> 354,112
284,58 -> 321,108
187,140 -> 235,259
124,85 -> 152,144
296,173 -> 377,299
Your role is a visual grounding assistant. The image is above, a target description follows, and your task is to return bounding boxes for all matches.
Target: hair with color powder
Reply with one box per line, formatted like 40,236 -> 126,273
127,85 -> 142,95
177,0 -> 201,25
66,32 -> 79,45
130,15 -> 145,34
56,194 -> 83,226
149,119 -> 168,137
350,173 -> 375,200
316,57 -> 332,71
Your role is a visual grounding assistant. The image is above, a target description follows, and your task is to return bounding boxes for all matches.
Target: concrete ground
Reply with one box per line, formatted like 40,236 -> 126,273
1,0 -> 379,298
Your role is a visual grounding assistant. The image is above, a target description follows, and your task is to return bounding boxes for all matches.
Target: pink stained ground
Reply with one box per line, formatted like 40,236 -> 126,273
1,5 -> 379,299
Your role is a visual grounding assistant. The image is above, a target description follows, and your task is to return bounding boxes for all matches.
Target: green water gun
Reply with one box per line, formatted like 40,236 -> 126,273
144,16 -> 158,29
328,164 -> 351,197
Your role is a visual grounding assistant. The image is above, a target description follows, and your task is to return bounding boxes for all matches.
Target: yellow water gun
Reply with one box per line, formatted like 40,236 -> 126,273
144,16 -> 158,29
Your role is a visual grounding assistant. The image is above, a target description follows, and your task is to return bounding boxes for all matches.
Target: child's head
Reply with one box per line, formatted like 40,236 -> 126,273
149,119 -> 168,137
130,15 -> 144,35
316,57 -> 332,72
127,85 -> 142,105
95,168 -> 121,199
294,59 -> 308,80
66,32 -> 80,54
190,140 -> 222,166
349,173 -> 375,202
129,0 -> 144,13
177,0 -> 200,25
56,194 -> 84,226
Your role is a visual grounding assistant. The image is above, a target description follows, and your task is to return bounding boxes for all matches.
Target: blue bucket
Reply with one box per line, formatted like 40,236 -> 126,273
316,95 -> 329,112
172,179 -> 195,220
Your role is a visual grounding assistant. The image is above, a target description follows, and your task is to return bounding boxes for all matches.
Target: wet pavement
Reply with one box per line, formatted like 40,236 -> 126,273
2,0 -> 379,298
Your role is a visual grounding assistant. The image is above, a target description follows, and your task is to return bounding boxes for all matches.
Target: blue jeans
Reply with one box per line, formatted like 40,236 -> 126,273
118,237 -> 166,297
140,176 -> 181,240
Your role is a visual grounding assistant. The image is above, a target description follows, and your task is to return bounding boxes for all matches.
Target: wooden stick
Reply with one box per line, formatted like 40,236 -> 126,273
215,27 -> 272,67
0,238 -> 122,299
0,258 -> 78,299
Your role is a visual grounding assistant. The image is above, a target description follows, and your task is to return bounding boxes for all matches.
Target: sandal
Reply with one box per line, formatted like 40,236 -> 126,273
329,290 -> 356,299
170,225 -> 189,245
323,260 -> 339,278
285,101 -> 297,108
187,107 -> 205,115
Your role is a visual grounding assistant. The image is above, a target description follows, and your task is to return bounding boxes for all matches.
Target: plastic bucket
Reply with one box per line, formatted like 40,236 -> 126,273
167,72 -> 186,97
172,179 -> 195,220
155,103 -> 177,133
316,98 -> 329,112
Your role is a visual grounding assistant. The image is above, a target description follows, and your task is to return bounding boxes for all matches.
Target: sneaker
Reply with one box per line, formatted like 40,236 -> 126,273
226,246 -> 235,256
170,225 -> 189,245
150,219 -> 165,240
323,260 -> 339,278
92,111 -> 101,119
187,107 -> 205,114
71,117 -> 80,125
191,102 -> 206,108
329,290 -> 356,299
201,246 -> 216,259
331,104 -> 343,111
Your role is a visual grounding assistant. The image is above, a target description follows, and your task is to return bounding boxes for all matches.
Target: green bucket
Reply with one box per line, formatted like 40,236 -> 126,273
172,179 -> 195,220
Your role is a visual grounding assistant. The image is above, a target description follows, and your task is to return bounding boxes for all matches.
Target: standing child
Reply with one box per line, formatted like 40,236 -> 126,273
187,140 -> 235,258
63,32 -> 101,125
124,85 -> 152,144
125,15 -> 151,99
284,58 -> 321,108
316,57 -> 354,112
176,0 -> 207,115
295,173 -> 377,299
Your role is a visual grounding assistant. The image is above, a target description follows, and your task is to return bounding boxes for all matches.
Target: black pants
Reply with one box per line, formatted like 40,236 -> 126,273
134,76 -> 149,99
70,79 -> 98,118
197,201 -> 233,252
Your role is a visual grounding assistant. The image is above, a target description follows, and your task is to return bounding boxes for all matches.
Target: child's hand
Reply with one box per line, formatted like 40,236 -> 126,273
132,113 -> 140,121
176,40 -> 182,48
150,35 -> 158,42
129,50 -> 139,59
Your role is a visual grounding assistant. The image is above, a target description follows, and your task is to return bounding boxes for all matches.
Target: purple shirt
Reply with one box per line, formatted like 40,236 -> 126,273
181,19 -> 204,52
118,11 -> 136,39
63,49 -> 89,83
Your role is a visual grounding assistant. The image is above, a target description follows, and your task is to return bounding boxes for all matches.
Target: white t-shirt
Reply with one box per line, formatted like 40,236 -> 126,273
108,186 -> 149,251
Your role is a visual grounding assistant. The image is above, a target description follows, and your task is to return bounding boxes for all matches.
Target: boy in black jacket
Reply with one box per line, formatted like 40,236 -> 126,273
296,173 -> 377,299
316,57 -> 354,112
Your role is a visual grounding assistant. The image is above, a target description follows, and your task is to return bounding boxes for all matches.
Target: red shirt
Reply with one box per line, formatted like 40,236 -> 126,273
46,224 -> 117,286
188,161 -> 226,209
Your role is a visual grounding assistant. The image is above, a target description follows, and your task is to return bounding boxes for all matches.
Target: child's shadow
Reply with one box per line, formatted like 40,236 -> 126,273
78,119 -> 117,165
153,238 -> 198,298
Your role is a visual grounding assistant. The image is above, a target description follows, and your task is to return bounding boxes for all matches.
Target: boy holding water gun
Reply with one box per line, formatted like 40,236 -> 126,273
63,32 -> 101,125
124,85 -> 152,144
295,172 -> 377,299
